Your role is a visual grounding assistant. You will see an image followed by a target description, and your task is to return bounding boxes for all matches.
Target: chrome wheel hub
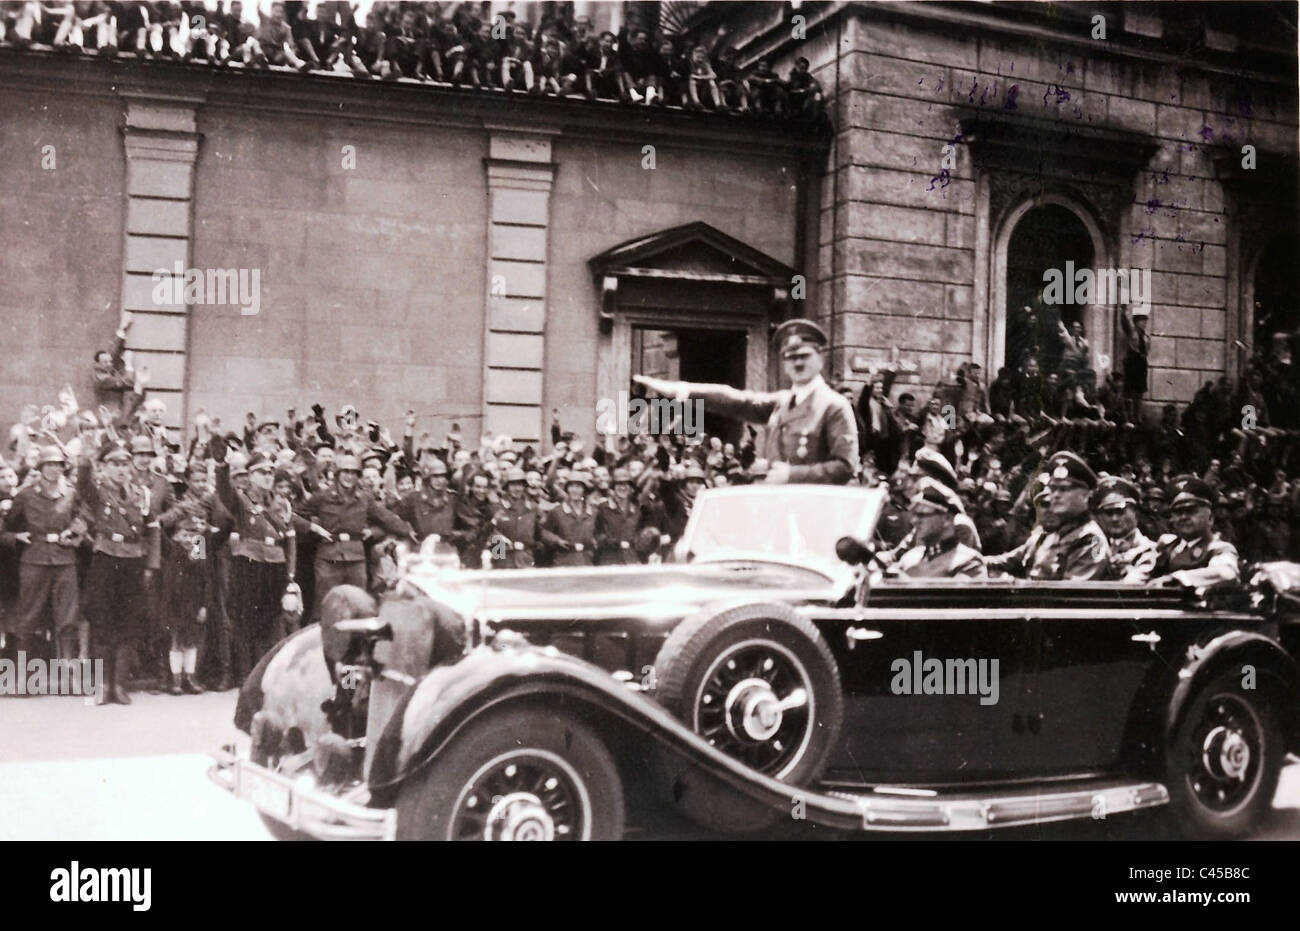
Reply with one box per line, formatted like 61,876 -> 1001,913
1185,695 -> 1263,814
726,678 -> 783,742
1202,726 -> 1250,782
484,792 -> 555,842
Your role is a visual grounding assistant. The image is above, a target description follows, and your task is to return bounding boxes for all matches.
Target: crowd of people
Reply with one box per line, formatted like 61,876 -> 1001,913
0,1 -> 828,122
4,305 -> 1300,704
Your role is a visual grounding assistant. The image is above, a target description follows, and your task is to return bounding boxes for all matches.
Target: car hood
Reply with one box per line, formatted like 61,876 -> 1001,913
399,559 -> 844,625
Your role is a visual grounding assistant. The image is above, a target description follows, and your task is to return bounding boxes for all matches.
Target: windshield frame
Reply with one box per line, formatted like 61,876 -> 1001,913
678,485 -> 886,578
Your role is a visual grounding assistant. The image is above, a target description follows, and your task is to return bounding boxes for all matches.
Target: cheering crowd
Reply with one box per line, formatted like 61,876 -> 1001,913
0,1 -> 828,121
3,303 -> 1300,703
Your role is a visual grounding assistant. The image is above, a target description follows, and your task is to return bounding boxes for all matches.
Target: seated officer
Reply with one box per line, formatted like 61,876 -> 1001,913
1092,476 -> 1158,582
1150,477 -> 1240,587
879,447 -> 981,564
987,451 -> 1108,580
884,478 -> 985,579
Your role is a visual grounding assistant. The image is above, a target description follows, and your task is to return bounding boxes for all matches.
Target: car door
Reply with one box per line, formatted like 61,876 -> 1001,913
1028,591 -> 1199,774
814,594 -> 1038,785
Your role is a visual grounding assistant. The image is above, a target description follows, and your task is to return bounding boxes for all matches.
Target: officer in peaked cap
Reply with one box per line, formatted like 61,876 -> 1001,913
885,479 -> 986,579
633,317 -> 858,484
1092,476 -> 1157,582
880,448 -> 981,564
1149,476 -> 1240,587
988,452 -> 1108,580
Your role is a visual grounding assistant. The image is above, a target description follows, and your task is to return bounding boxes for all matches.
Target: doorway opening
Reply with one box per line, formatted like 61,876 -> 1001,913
631,325 -> 748,443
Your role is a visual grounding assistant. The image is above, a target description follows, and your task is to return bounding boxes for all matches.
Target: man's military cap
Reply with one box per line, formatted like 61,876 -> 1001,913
914,446 -> 958,491
910,477 -> 964,515
247,451 -> 275,473
772,318 -> 828,358
425,458 -> 449,477
38,445 -> 66,466
335,454 -> 362,474
1092,476 -> 1142,512
565,470 -> 594,489
129,435 -> 155,456
503,467 -> 527,485
681,461 -> 708,482
100,442 -> 131,463
1047,451 -> 1097,490
611,467 -> 632,485
1169,476 -> 1217,510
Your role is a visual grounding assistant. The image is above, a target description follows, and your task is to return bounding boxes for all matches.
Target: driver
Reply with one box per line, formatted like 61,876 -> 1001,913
1149,477 -> 1239,587
884,479 -> 985,579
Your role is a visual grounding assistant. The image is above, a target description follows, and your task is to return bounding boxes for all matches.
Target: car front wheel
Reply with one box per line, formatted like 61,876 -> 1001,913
1165,670 -> 1283,839
394,705 -> 625,841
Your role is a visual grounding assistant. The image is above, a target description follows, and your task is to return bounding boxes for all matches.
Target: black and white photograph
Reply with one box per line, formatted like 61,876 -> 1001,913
1,0 -> 1299,895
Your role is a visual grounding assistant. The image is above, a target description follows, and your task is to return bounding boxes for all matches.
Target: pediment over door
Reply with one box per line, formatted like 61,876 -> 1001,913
589,222 -> 796,326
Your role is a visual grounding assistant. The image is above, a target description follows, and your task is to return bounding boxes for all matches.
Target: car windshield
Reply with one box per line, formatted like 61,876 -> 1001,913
682,486 -> 886,575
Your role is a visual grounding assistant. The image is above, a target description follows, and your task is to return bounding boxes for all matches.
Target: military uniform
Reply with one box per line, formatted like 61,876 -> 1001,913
395,487 -> 456,543
987,514 -> 1108,580
453,492 -> 497,568
1,449 -> 83,645
1107,527 -> 1158,582
885,536 -> 986,579
1151,532 -> 1239,587
491,496 -> 540,568
78,444 -> 162,704
595,498 -> 641,565
296,458 -> 413,616
542,500 -> 598,567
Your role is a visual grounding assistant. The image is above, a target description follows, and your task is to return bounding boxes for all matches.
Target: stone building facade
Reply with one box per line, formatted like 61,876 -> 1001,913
0,1 -> 1296,447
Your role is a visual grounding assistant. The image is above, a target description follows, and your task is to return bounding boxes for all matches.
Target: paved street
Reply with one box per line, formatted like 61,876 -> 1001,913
1,690 -> 1299,841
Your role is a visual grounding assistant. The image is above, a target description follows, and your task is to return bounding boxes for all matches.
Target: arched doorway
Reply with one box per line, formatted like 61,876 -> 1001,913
1251,232 -> 1300,351
988,194 -> 1112,384
1004,204 -> 1095,375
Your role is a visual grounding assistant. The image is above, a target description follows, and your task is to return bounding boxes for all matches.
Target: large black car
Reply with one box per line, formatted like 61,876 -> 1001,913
211,485 -> 1300,840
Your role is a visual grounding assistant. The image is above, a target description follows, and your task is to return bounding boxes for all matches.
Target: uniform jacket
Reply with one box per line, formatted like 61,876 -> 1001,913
1107,528 -> 1158,582
2,479 -> 82,566
453,493 -> 496,564
1152,532 -> 1240,587
491,496 -> 540,568
885,535 -> 986,579
76,462 -> 160,567
684,375 -> 859,484
296,485 -> 412,563
542,500 -> 597,567
987,515 -> 1109,581
215,464 -> 304,568
395,486 -> 456,543
595,497 -> 641,565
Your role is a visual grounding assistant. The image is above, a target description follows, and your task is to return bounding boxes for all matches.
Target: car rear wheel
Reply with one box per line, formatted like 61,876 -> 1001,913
394,706 -> 625,841
654,602 -> 842,786
1165,670 -> 1282,839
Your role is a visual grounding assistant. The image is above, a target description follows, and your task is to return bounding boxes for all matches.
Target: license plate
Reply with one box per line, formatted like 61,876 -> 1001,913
243,767 -> 293,822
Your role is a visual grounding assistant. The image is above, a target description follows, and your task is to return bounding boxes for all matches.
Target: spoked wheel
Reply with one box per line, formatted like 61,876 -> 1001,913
651,602 -> 842,834
395,706 -> 624,841
1166,671 -> 1282,839
691,639 -> 815,779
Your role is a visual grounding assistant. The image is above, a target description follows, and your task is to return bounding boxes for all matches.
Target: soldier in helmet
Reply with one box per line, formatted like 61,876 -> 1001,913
596,467 -> 641,565
394,450 -> 456,545
542,470 -> 597,567
490,467 -> 539,568
128,433 -> 175,692
884,479 -> 986,579
635,318 -> 859,485
1,446 -> 85,665
1092,476 -> 1157,582
296,453 -> 415,618
1149,477 -> 1240,587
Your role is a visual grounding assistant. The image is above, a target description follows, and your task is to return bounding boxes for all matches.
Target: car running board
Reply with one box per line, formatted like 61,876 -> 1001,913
817,779 -> 1170,832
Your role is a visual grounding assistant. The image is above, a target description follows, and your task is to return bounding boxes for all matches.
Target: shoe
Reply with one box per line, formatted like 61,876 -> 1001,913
167,675 -> 183,696
181,674 -> 205,695
215,675 -> 235,692
112,684 -> 132,705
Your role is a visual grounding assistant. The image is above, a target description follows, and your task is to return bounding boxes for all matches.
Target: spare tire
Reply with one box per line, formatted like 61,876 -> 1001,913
653,601 -> 842,787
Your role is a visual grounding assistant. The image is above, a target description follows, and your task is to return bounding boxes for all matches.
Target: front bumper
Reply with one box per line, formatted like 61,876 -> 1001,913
208,744 -> 396,841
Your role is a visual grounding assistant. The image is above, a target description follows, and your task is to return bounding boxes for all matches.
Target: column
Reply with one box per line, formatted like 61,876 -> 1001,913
483,130 -> 557,445
118,92 -> 202,437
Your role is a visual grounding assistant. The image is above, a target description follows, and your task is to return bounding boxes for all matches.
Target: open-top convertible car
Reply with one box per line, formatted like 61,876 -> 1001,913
211,485 -> 1300,840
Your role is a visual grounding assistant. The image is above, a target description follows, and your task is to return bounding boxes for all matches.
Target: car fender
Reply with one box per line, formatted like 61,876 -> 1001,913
1165,629 -> 1300,754
233,624 -> 334,748
365,640 -> 808,816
